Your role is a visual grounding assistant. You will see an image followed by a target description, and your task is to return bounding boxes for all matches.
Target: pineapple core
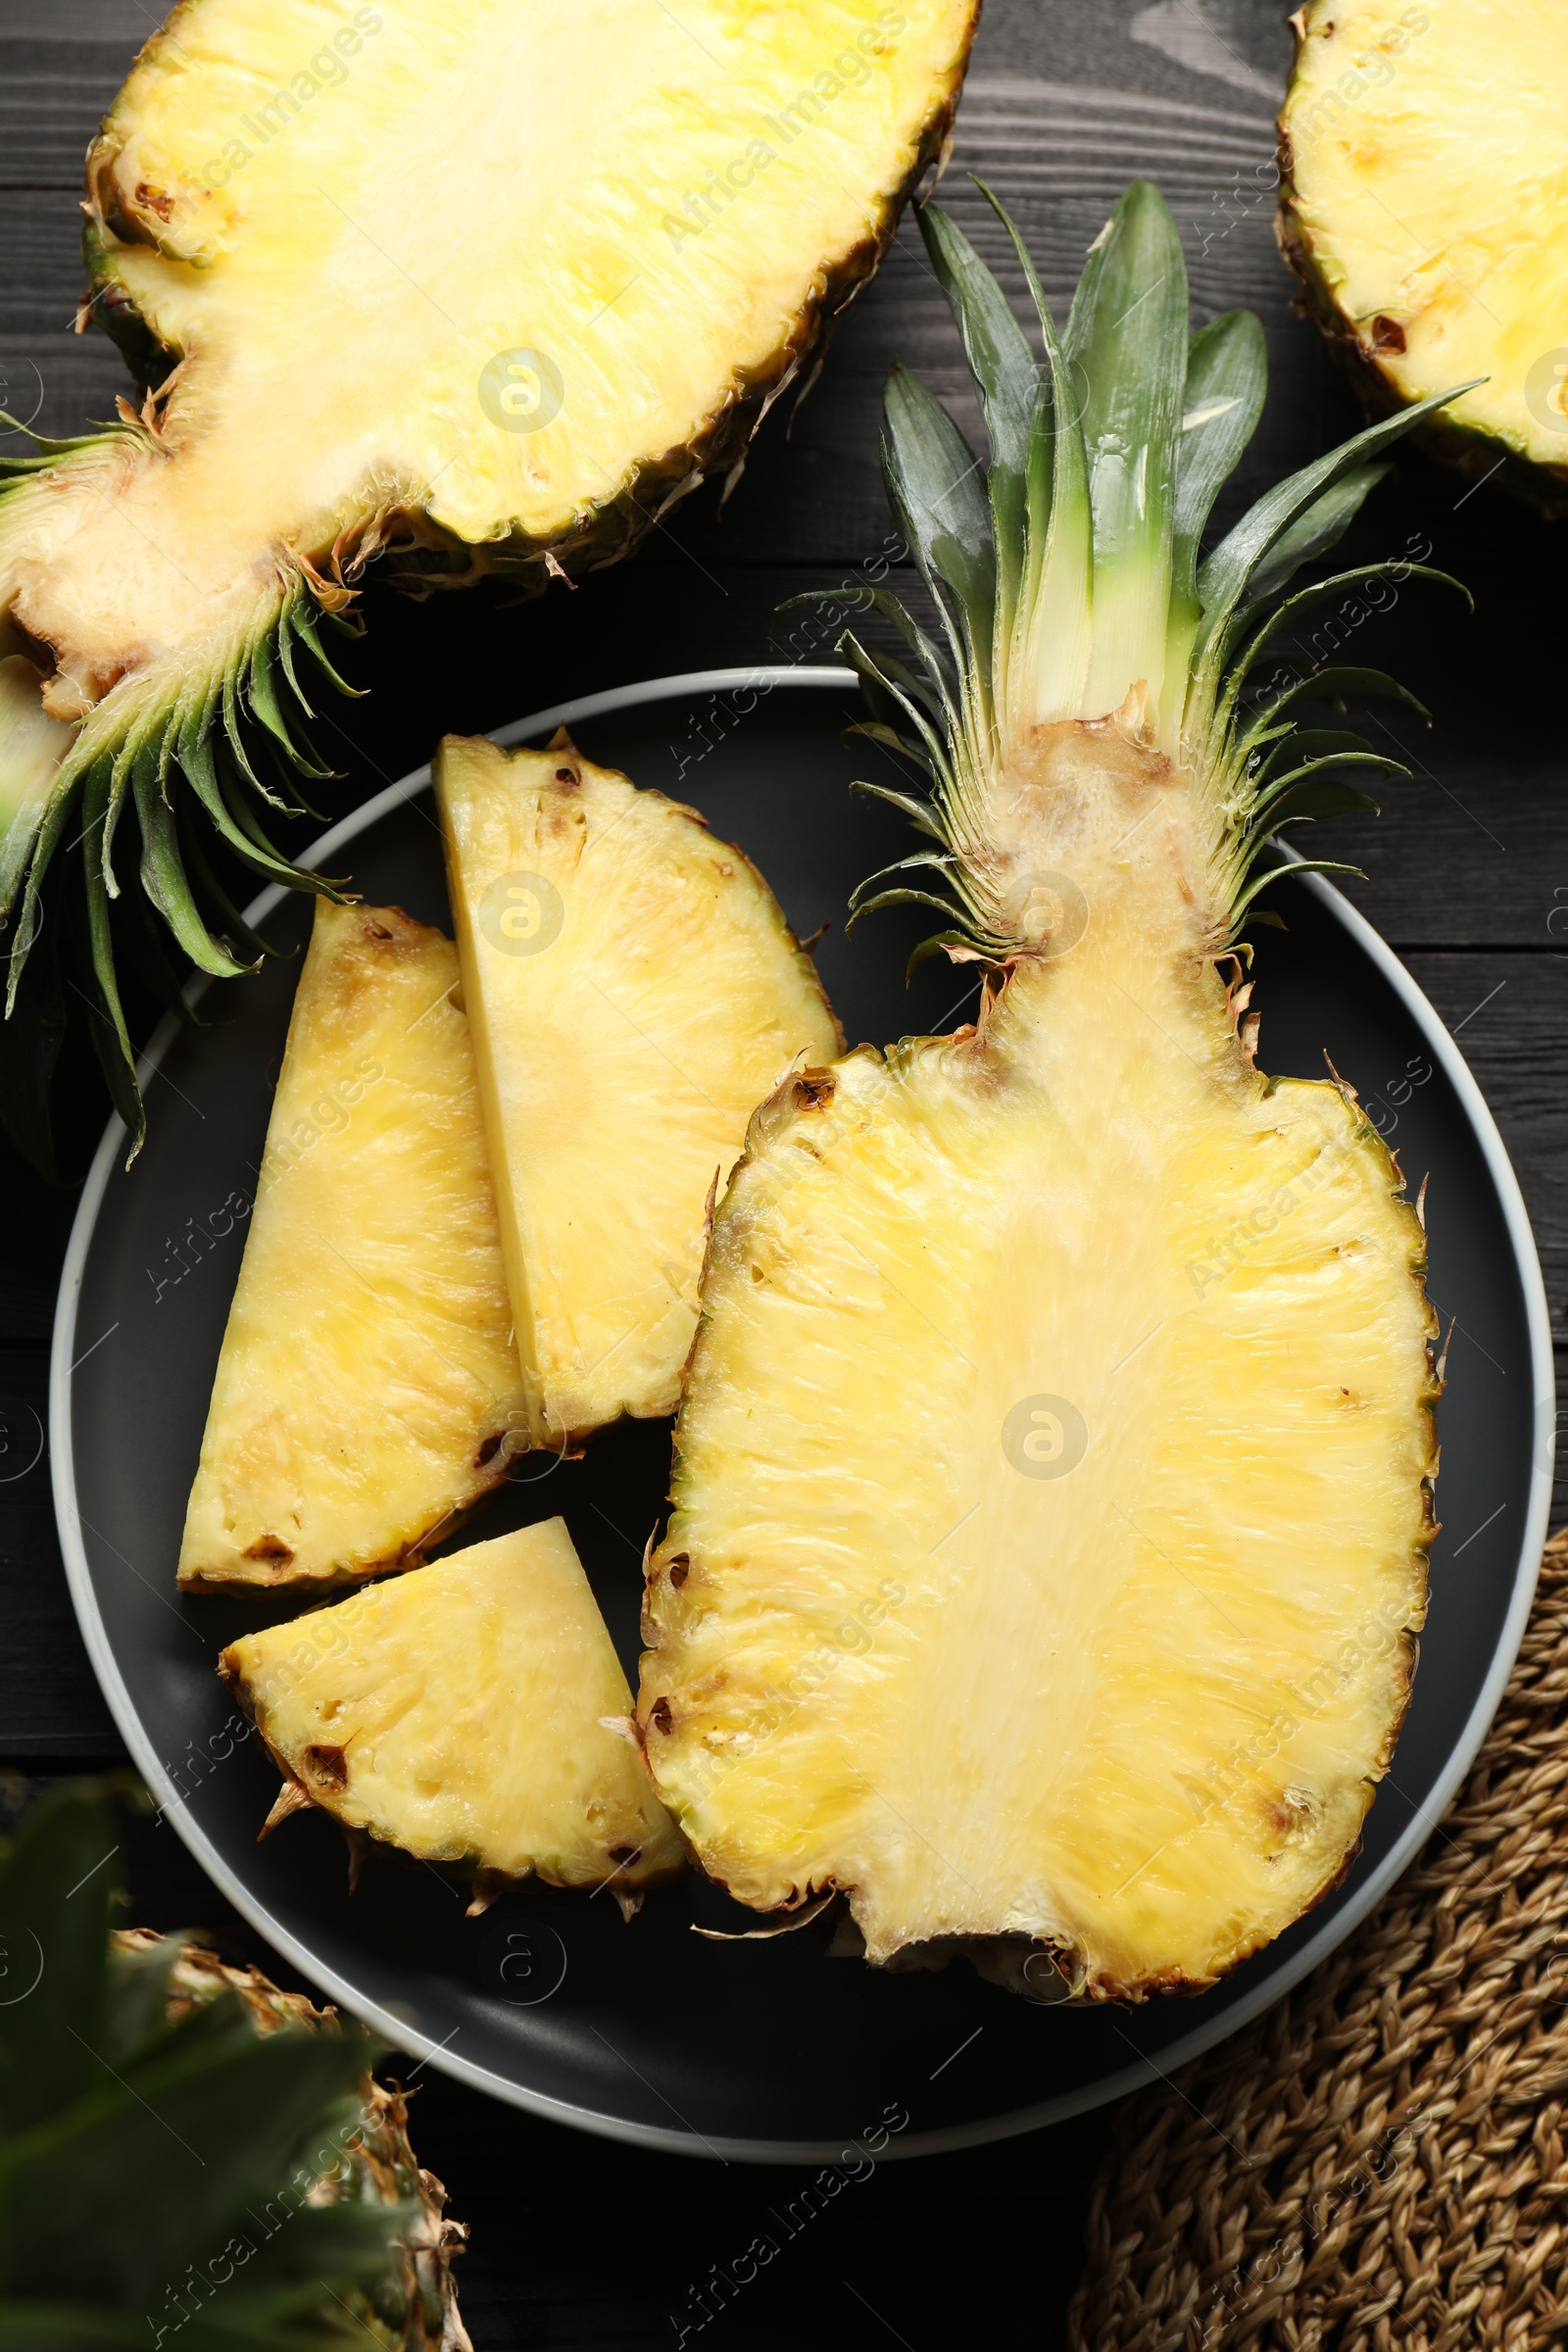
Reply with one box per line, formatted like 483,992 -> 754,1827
639,720 -> 1438,1996
178,902 -> 525,1592
436,732 -> 842,1447
221,1517 -> 682,1897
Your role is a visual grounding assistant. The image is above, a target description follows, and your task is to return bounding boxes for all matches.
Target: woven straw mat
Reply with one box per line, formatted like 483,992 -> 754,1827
1068,1525 -> 1568,2352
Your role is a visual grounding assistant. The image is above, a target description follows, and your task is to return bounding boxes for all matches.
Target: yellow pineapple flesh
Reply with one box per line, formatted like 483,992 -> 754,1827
1279,0 -> 1568,492
436,731 -> 842,1448
178,901 -> 525,1592
220,1517 -> 683,1902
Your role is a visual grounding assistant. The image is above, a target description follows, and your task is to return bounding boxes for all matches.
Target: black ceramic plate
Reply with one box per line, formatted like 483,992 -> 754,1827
52,668 -> 1553,2161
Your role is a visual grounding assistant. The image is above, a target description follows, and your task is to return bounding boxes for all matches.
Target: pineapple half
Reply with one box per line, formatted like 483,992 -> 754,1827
637,183 -> 1457,1999
0,0 -> 976,1152
436,730 -> 842,1448
178,899 -> 526,1593
1278,0 -> 1567,502
221,1518 -> 683,1910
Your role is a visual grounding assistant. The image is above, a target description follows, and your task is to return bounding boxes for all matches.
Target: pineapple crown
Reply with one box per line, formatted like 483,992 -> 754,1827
814,179 -> 1470,967
0,1781 -> 413,2347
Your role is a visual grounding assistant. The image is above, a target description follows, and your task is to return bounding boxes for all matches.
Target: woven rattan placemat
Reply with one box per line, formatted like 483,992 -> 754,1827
1068,1527 -> 1567,2352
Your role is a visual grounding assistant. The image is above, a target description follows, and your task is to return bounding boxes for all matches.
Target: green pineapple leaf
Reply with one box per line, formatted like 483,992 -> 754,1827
1064,179 -> 1189,724
1172,311 -> 1267,615
0,1788 -> 429,2349
0,1786 -> 119,2138
918,202 -> 1041,663
880,364 -> 996,713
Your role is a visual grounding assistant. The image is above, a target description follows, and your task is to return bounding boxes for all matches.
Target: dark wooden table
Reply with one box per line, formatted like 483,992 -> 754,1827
3,2 -> 1564,2342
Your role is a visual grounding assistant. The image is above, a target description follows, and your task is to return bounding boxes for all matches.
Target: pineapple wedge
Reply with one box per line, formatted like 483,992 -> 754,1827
638,187 -> 1451,1999
178,901 -> 525,1592
220,1518 -> 683,1905
436,731 -> 842,1447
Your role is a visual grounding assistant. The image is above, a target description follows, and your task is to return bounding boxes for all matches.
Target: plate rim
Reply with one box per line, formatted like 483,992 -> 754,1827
49,662 -> 1555,2163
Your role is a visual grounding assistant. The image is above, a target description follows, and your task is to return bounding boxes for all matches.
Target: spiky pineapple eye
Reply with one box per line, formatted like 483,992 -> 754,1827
305,1743 -> 348,1789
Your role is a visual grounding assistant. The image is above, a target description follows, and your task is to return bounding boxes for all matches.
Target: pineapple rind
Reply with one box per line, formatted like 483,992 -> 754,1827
436,732 -> 843,1447
1278,0 -> 1568,503
222,1519 -> 684,1892
177,901 -> 526,1592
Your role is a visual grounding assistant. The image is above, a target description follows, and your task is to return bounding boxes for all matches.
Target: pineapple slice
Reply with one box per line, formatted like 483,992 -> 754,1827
178,901 -> 525,1593
436,731 -> 842,1447
638,186 -> 1451,1999
1279,0 -> 1568,499
0,0 -> 976,1147
220,1519 -> 683,1904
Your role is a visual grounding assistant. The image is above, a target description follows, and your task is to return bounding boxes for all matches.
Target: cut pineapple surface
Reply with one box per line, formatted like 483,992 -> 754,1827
436,731 -> 842,1447
1279,0 -> 1568,488
639,183 -> 1446,1998
642,916 -> 1435,1994
221,1518 -> 683,1897
179,901 -> 525,1592
0,0 -> 976,1137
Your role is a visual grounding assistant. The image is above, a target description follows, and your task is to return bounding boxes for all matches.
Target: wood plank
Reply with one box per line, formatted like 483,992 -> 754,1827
0,24 -> 129,188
